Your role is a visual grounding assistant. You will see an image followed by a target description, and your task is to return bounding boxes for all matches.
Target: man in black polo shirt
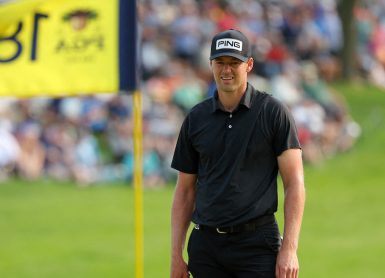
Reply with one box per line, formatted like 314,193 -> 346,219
170,29 -> 305,278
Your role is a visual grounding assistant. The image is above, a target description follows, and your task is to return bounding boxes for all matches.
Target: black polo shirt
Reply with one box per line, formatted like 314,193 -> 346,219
171,83 -> 300,227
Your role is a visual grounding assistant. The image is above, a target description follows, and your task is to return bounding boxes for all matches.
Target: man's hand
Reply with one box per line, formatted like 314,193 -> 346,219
276,149 -> 304,278
170,256 -> 190,278
170,172 -> 196,278
275,247 -> 299,278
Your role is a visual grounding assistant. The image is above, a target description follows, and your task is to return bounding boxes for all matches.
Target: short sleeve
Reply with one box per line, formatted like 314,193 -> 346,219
270,99 -> 301,156
171,115 -> 199,174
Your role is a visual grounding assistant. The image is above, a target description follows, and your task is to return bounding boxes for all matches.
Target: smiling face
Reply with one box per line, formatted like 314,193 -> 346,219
211,56 -> 253,94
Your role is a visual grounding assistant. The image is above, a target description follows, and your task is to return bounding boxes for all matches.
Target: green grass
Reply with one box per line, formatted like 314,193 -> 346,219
298,81 -> 385,277
0,181 -> 135,277
0,81 -> 385,277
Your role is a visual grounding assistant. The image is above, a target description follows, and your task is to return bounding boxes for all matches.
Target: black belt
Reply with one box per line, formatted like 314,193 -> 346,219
194,214 -> 275,234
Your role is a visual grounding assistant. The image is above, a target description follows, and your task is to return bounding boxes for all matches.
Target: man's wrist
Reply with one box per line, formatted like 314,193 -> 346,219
280,240 -> 298,252
171,250 -> 184,261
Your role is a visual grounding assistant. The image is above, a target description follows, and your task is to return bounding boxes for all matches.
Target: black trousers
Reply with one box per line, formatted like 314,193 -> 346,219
187,220 -> 282,278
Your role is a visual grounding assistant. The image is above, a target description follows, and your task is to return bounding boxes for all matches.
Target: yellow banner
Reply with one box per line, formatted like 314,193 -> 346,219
0,0 -> 134,97
0,0 -> 50,32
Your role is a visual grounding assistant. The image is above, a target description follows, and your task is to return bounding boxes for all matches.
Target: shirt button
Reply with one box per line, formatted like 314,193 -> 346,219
228,124 -> 232,129
229,114 -> 232,118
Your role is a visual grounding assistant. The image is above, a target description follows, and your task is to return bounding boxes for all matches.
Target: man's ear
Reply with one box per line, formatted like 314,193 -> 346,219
246,58 -> 254,72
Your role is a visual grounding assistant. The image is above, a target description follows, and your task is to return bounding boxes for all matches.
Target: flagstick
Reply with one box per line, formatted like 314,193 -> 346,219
133,89 -> 144,278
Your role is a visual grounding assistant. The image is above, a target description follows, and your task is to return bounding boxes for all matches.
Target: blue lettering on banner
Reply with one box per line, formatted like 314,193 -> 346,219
0,13 -> 49,63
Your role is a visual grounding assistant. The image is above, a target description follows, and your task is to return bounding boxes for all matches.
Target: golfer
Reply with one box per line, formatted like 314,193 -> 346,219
170,29 -> 305,278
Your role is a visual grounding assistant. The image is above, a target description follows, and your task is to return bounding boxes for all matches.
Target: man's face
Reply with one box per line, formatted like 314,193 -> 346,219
211,56 -> 253,93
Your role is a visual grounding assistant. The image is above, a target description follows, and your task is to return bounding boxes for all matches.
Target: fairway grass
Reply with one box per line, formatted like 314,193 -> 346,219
0,81 -> 384,277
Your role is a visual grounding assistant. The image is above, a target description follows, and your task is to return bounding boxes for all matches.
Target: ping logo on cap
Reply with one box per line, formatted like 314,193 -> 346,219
216,39 -> 243,51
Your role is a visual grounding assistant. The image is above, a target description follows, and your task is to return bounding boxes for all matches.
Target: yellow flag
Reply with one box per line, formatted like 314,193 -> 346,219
0,0 -> 137,97
0,0 -> 51,32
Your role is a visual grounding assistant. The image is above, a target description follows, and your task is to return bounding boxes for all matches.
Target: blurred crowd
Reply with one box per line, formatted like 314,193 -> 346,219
5,0 -> 385,186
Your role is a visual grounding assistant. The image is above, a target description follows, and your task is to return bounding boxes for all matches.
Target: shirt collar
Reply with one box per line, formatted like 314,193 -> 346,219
211,83 -> 253,113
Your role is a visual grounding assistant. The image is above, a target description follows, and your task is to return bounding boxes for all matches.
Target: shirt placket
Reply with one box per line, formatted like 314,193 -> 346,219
224,112 -> 234,149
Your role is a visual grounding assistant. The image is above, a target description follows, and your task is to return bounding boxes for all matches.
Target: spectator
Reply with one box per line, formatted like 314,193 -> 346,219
15,122 -> 45,180
0,120 -> 20,180
169,0 -> 202,65
71,128 -> 101,185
